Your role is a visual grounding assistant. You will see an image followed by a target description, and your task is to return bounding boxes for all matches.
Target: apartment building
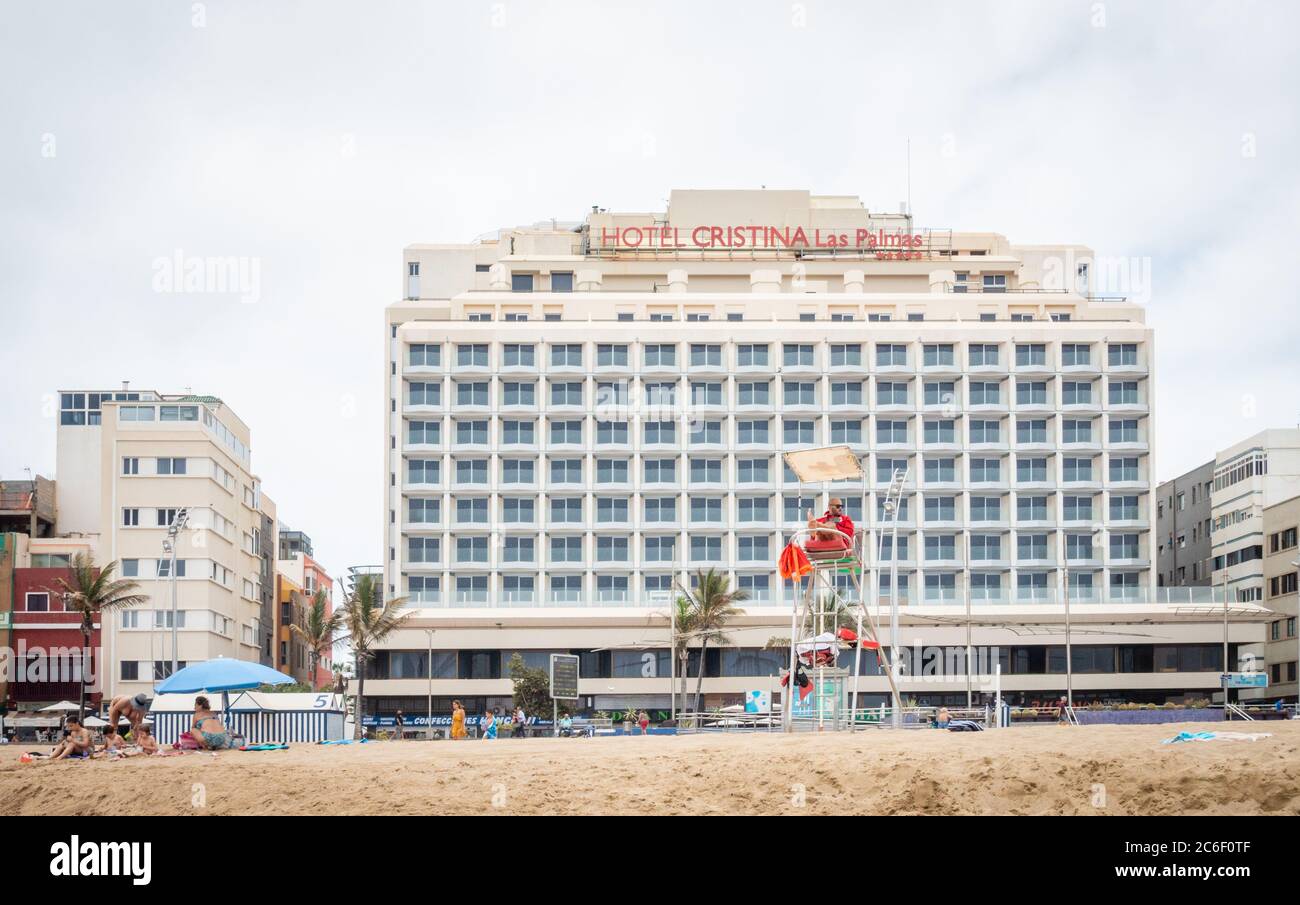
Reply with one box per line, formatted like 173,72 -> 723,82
276,532 -> 335,687
1156,461 -> 1214,587
1260,495 -> 1299,702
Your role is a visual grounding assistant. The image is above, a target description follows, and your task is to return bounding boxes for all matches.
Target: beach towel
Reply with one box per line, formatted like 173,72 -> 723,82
1163,730 -> 1273,744
778,542 -> 812,581
239,743 -> 290,751
318,738 -> 366,745
947,720 -> 984,732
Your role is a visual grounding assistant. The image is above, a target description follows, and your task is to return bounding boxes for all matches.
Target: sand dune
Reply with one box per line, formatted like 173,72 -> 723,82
2,722 -> 1298,816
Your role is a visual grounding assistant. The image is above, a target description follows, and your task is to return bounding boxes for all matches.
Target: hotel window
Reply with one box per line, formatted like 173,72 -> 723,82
456,459 -> 489,485
502,344 -> 535,368
867,312 -> 892,322
830,343 -> 863,367
970,496 -> 1002,521
455,497 -> 489,524
551,272 -> 574,292
1063,456 -> 1093,482
922,344 -> 955,367
597,575 -> 629,602
1065,534 -> 1094,561
735,381 -> 769,407
409,343 -> 441,367
970,535 -> 1001,561
969,381 -> 1001,406
691,536 -> 723,562
971,573 -> 1002,601
979,313 -> 996,322
1062,343 -> 1091,367
550,381 -> 583,407
550,420 -> 581,445
596,458 -> 629,484
925,535 -> 956,561
737,419 -> 770,445
596,421 -> 630,445
1016,457 -> 1048,483
1062,381 -> 1092,405
501,458 -> 535,484
924,457 -> 957,483
551,536 -> 583,563
783,419 -> 815,446
876,380 -> 908,405
982,274 -> 1007,293
644,536 -> 676,562
737,496 -> 770,523
410,498 -> 440,524
877,420 -> 908,444
691,381 -> 724,406
1016,381 -> 1048,406
923,420 -> 956,444
408,537 -> 440,564
1017,534 -> 1048,560
644,381 -> 676,407
644,420 -> 676,445
737,457 -> 770,483
1110,534 -> 1141,559
876,344 -> 908,367
407,459 -> 439,485
1109,418 -> 1139,443
409,382 -> 441,407
738,574 -> 770,600
1062,418 -> 1092,443
1109,456 -> 1140,482
1065,495 -> 1095,521
456,344 -> 489,368
502,382 -> 535,406
969,419 -> 1000,444
643,459 -> 675,484
456,536 -> 489,563
968,343 -> 1000,366
455,576 -> 489,604
727,313 -> 743,322
687,312 -> 711,322
783,344 -> 815,367
970,457 -> 1000,482
1109,495 -> 1138,520
800,313 -> 816,322
1016,419 -> 1048,445
690,344 -> 722,367
457,420 -> 489,445
596,497 -> 629,523
953,272 -> 968,293
907,313 -> 924,322
644,497 -> 677,523
925,496 -> 957,522
879,538 -> 910,562
549,575 -> 581,603
1108,380 -> 1140,405
831,381 -> 863,406
502,536 -> 535,564
830,419 -> 862,444
738,536 -> 770,562
511,273 -> 533,292
923,380 -> 956,407
550,343 -> 583,367
456,382 -> 489,407
1015,344 -> 1046,367
550,497 -> 581,524
691,497 -> 723,523
875,494 -> 910,521
737,343 -> 769,367
689,458 -> 723,484
649,312 -> 674,322
597,344 -> 629,367
596,380 -> 628,407
545,313 -> 561,321
1108,343 -> 1138,367
644,343 -> 677,368
1010,313 -> 1034,322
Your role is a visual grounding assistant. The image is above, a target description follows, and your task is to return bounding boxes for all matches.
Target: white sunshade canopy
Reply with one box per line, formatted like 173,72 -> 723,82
38,700 -> 82,712
783,446 -> 863,483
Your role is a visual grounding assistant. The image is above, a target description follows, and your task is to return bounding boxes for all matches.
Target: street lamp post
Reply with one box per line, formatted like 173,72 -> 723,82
424,628 -> 435,740
964,531 -> 973,709
162,507 -> 188,677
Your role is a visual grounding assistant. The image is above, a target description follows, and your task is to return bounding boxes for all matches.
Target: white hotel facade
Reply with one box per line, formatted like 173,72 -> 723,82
374,189 -> 1267,717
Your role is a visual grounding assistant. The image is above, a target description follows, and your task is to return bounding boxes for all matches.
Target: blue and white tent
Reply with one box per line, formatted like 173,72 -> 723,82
148,692 -> 346,745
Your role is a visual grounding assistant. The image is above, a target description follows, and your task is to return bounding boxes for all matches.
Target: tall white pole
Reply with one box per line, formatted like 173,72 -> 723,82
964,531 -> 972,709
169,540 -> 179,677
425,629 -> 433,740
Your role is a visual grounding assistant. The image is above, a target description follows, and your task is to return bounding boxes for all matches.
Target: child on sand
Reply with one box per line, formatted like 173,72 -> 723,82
481,709 -> 497,740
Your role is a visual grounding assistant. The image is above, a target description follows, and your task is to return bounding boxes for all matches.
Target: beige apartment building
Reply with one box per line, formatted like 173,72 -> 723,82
56,386 -> 278,700
1261,495 -> 1299,701
373,189 -> 1269,722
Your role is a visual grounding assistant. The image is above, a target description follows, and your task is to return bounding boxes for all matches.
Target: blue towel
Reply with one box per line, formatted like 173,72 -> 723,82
1163,731 -> 1217,744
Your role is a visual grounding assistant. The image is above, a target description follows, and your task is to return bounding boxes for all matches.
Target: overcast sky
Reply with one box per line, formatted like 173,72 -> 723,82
2,0 -> 1297,585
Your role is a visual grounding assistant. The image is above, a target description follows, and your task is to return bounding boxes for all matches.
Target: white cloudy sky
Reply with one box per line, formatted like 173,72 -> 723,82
2,0 -> 1297,583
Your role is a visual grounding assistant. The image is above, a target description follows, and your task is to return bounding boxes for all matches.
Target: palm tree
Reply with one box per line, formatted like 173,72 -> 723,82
339,573 -> 410,738
676,569 -> 748,714
669,595 -> 697,717
291,588 -> 344,691
51,553 -> 148,722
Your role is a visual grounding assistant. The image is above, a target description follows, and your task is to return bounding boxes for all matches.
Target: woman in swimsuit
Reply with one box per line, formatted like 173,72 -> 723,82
450,700 -> 467,740
191,696 -> 233,750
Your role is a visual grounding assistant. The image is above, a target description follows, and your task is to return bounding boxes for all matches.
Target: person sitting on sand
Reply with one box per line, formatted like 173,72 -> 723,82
137,725 -> 159,755
481,709 -> 497,740
107,693 -> 151,740
190,696 -> 234,750
51,717 -> 93,761
936,707 -> 951,729
559,712 -> 573,738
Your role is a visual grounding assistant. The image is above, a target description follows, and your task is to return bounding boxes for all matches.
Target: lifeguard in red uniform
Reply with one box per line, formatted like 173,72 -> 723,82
805,497 -> 854,554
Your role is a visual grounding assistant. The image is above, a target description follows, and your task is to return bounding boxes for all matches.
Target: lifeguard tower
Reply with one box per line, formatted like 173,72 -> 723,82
781,445 -> 907,730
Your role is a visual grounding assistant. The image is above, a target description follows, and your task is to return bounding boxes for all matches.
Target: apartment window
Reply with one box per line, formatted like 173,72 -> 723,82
1016,457 -> 1048,483
595,458 -> 629,484
830,419 -> 862,444
456,576 -> 489,604
690,497 -> 723,523
644,536 -> 676,562
551,272 -> 574,292
501,458 -> 535,484
456,344 -> 489,368
410,340 -> 441,366
925,496 -> 957,521
1109,380 -> 1140,405
970,535 -> 1002,561
156,508 -> 179,527
596,497 -> 629,523
690,420 -> 723,445
1110,533 -> 1141,559
1063,456 -> 1093,482
408,459 -> 440,485
1016,419 -> 1048,445
596,575 -> 629,602
737,457 -> 769,483
1109,418 -> 1139,443
644,420 -> 676,445
1016,381 -> 1048,406
925,535 -> 956,561
738,574 -> 770,600
456,459 -> 489,485
1109,495 -> 1138,520
643,458 -> 676,484
923,381 -> 956,407
1017,495 -> 1048,521
644,497 -> 677,523
689,381 -> 723,407
783,419 -> 815,446
551,537 -> 583,563
690,344 -> 722,367
690,536 -> 723,562
877,420 -> 908,444
597,344 -> 629,367
456,382 -> 489,406
1062,419 -> 1092,443
1062,381 -> 1092,405
737,343 -> 769,367
737,496 -> 770,523
738,381 -> 770,406
1015,344 -> 1046,367
1109,456 -> 1140,482
690,458 -> 724,484
409,498 -> 440,524
970,457 -> 1001,482
456,536 -> 489,564
923,420 -> 956,444
1017,534 -> 1048,560
25,591 -> 51,612
502,382 -> 535,407
738,536 -> 769,562
159,405 -> 197,422
970,496 -> 1002,521
923,344 -> 955,367
408,420 -> 440,445
783,344 -> 815,367
408,537 -> 441,564
408,381 -> 441,407
968,343 -> 1000,367
829,381 -> 862,407
550,343 -> 583,367
648,313 -> 673,322
511,273 -> 534,292
969,381 -> 1001,406
982,274 -> 1007,293
550,419 -> 582,445
737,419 -> 770,445
118,405 -> 156,422
596,421 -> 630,445
1108,343 -> 1138,367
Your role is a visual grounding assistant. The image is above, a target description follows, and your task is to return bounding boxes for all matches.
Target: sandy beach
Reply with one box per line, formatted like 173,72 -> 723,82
3,722 -> 1298,816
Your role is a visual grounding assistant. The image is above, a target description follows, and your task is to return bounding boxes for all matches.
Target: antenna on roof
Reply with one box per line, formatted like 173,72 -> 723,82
906,137 -> 912,219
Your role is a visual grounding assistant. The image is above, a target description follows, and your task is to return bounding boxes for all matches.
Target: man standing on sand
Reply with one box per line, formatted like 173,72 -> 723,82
394,710 -> 405,740
106,693 -> 152,740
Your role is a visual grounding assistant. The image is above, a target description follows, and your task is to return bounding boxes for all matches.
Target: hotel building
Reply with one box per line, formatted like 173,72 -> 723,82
55,386 -> 278,701
372,189 -> 1269,717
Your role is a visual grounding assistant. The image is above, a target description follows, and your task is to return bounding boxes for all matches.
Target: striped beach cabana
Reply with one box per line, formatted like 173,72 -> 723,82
148,692 -> 346,745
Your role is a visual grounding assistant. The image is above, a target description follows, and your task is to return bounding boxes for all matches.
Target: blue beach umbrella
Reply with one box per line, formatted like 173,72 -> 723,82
155,658 -> 297,732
